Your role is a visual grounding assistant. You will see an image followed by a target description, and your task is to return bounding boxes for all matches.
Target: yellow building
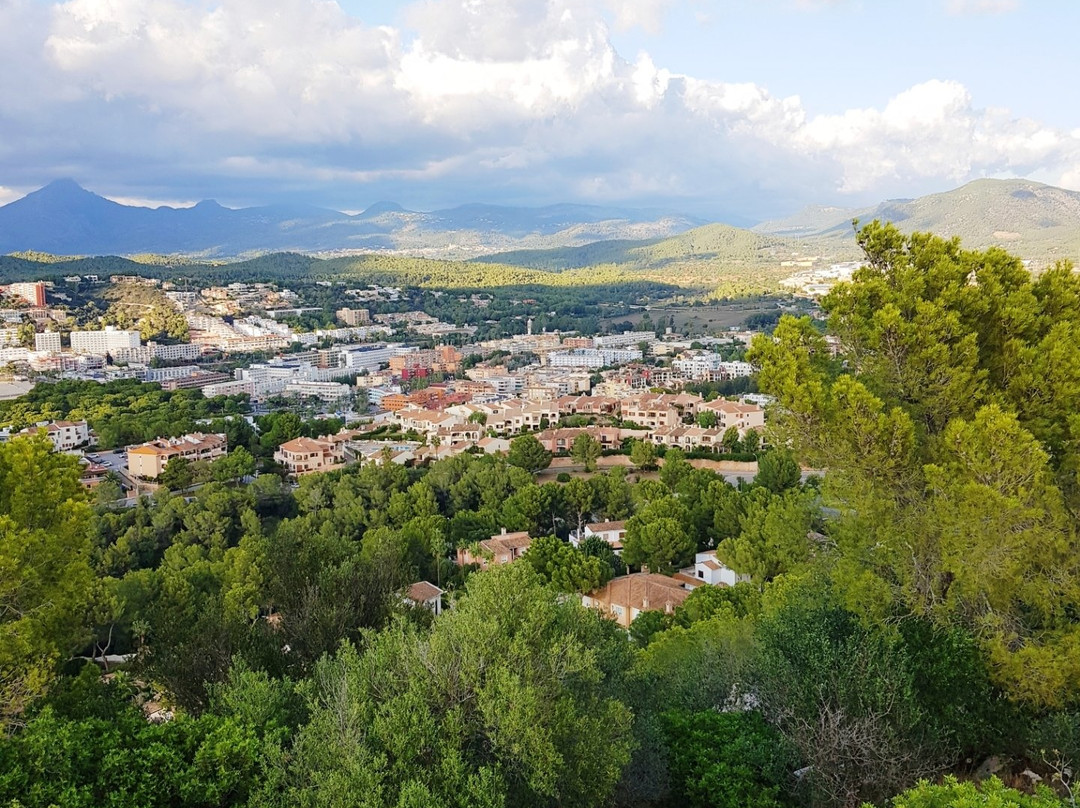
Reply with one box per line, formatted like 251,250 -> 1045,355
127,432 -> 227,479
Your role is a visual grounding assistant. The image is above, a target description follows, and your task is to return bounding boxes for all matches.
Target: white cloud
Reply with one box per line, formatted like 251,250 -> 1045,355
0,0 -> 1074,216
0,186 -> 23,206
946,0 -> 1019,15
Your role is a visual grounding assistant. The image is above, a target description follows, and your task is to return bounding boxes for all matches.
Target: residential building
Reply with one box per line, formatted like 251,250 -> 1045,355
547,348 -> 642,368
6,282 -> 46,307
144,365 -> 200,383
274,435 -> 346,476
594,331 -> 647,349
680,551 -> 748,588
127,432 -> 227,480
582,573 -> 691,629
697,399 -> 765,435
283,380 -> 352,401
70,327 -> 141,355
18,420 -> 90,451
570,520 -> 626,553
405,581 -> 444,615
33,331 -> 61,353
201,380 -> 256,398
648,425 -> 726,451
457,528 -> 532,569
619,394 -> 683,430
336,307 -> 371,326
160,371 -> 233,391
535,426 -> 622,453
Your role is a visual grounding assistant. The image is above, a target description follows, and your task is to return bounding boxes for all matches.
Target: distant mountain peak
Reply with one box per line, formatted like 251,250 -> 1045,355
32,178 -> 95,200
360,200 -> 406,217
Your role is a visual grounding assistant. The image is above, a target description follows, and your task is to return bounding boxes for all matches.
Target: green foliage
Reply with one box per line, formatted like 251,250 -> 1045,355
750,222 -> 1080,707
275,564 -> 635,808
661,709 -> 799,808
0,379 -> 249,449
878,776 -> 1066,808
0,663 -> 297,808
0,435 -> 97,724
675,581 -> 762,627
523,534 -> 612,593
629,437 -> 659,470
629,609 -> 670,648
571,432 -> 602,472
507,433 -> 552,473
159,456 -> 194,491
755,449 -> 801,494
623,497 -> 696,574
716,488 -> 814,584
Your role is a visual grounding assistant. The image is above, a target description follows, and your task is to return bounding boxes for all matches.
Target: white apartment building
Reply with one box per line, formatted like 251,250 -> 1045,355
547,348 -> 642,369
594,332 -> 648,349
145,365 -> 200,383
341,344 -> 399,372
70,327 -> 141,355
283,380 -> 352,401
201,380 -> 256,398
18,420 -> 90,451
33,331 -> 61,353
151,342 -> 202,362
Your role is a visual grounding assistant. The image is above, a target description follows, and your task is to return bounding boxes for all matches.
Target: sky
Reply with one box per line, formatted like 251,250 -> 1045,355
1,0 -> 1078,221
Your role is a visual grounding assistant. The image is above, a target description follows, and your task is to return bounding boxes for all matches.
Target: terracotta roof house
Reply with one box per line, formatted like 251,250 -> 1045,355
457,528 -> 533,569
582,573 -> 691,628
127,432 -> 227,480
274,436 -> 346,476
406,581 -> 444,615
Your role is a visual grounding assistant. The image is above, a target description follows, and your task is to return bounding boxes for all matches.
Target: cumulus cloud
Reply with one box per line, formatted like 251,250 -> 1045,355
0,0 -> 1075,217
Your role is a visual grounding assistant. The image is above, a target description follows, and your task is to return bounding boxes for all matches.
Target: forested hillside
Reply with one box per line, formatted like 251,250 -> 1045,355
2,224 -> 1080,806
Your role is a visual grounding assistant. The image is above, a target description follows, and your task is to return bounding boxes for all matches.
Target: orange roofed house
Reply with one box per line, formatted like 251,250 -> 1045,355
582,573 -> 691,629
274,434 -> 350,476
457,528 -> 533,570
127,432 -> 227,480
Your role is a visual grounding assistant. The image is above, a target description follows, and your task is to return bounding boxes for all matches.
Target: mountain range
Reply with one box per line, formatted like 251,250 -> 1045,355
0,180 -> 705,258
2,178 -> 1080,266
754,178 -> 1080,260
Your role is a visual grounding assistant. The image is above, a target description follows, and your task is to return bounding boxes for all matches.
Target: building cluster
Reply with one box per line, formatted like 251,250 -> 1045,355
780,261 -> 863,297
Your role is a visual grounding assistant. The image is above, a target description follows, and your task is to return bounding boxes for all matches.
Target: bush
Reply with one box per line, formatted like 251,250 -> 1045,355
556,472 -> 572,483
662,709 -> 799,808
879,776 -> 1066,807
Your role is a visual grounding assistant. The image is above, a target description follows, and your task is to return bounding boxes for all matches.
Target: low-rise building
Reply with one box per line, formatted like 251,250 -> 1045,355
457,528 -> 532,569
570,520 -> 626,553
535,426 -> 622,453
18,420 -> 90,451
405,581 -> 444,615
582,573 -> 691,629
273,435 -> 347,476
679,551 -> 749,588
697,399 -> 765,435
127,432 -> 227,480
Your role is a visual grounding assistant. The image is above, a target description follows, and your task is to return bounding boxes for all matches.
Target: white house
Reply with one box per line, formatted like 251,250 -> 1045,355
19,420 -> 90,452
690,551 -> 748,588
570,520 -> 627,554
405,581 -> 444,616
